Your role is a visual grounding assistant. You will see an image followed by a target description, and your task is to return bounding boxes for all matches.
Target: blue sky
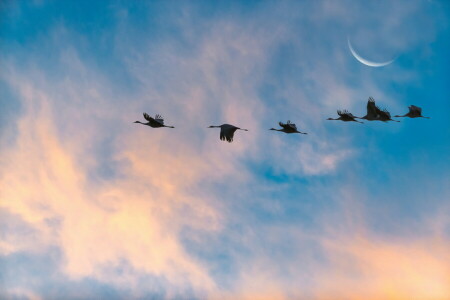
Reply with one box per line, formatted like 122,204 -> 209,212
1,1 -> 450,299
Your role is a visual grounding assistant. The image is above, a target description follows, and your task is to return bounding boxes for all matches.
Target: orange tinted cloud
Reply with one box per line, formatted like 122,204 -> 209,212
0,77 -> 220,294
207,228 -> 450,300
316,235 -> 450,300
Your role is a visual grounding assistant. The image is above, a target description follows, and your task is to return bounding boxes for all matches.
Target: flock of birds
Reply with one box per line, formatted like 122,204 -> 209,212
134,97 -> 429,143
327,97 -> 429,124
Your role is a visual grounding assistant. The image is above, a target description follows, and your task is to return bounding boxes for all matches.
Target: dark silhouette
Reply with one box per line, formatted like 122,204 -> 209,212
359,97 -> 381,121
359,97 -> 399,123
395,105 -> 430,119
376,108 -> 400,122
208,124 -> 248,142
134,113 -> 175,128
327,110 -> 363,123
270,121 -> 307,134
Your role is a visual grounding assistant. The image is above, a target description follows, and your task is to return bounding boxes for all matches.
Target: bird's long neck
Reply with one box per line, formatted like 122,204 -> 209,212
134,121 -> 144,124
270,128 -> 282,131
394,115 -> 406,117
421,116 -> 430,119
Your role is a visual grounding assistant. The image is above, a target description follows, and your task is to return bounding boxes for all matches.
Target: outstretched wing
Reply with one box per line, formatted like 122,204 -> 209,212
367,97 -> 380,119
409,105 -> 422,116
338,110 -> 352,118
143,112 -> 154,122
374,104 -> 388,117
154,114 -> 165,125
379,108 -> 391,119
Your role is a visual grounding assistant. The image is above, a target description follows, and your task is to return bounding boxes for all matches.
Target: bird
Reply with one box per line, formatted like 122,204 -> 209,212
395,105 -> 430,119
376,107 -> 400,122
270,120 -> 307,134
359,97 -> 381,121
361,97 -> 399,122
327,110 -> 363,123
208,124 -> 248,142
134,113 -> 175,128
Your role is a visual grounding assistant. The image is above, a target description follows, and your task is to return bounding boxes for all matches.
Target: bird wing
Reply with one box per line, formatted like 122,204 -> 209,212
339,110 -> 359,121
374,104 -> 385,116
379,108 -> 391,119
287,123 -> 297,130
143,113 -> 154,122
367,97 -> 380,118
220,126 -> 236,142
154,114 -> 165,125
338,110 -> 352,118
279,121 -> 297,131
220,125 -> 238,142
409,105 -> 422,115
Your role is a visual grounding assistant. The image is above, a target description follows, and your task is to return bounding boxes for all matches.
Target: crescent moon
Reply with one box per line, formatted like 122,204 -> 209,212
347,38 -> 395,67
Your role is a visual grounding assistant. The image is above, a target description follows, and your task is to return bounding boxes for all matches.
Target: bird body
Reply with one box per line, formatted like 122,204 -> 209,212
270,120 -> 307,134
327,110 -> 363,123
208,124 -> 248,142
395,105 -> 429,119
134,113 -> 175,128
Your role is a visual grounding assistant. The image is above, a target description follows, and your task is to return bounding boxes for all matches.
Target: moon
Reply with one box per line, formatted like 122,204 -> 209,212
347,37 -> 396,67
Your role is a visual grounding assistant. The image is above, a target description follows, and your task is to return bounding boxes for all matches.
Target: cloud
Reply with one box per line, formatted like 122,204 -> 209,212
1,1 -> 449,299
209,188 -> 450,300
0,50 -> 220,297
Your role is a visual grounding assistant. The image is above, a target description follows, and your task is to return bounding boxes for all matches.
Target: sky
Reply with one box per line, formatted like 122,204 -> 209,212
1,0 -> 450,299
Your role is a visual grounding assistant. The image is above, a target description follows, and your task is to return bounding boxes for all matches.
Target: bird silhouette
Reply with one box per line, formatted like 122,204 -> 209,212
359,97 -> 381,121
376,107 -> 400,122
327,110 -> 363,123
395,105 -> 430,119
134,113 -> 175,128
208,124 -> 248,142
270,120 -> 307,134
360,97 -> 399,123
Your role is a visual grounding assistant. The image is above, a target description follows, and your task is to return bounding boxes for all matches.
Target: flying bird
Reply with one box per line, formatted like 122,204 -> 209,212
359,97 -> 381,121
327,110 -> 363,123
360,97 -> 399,122
270,120 -> 307,134
395,105 -> 430,119
134,113 -> 175,128
208,124 -> 248,142
376,107 -> 400,122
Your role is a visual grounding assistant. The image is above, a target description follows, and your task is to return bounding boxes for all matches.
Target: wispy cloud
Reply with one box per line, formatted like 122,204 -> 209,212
1,1 -> 449,299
